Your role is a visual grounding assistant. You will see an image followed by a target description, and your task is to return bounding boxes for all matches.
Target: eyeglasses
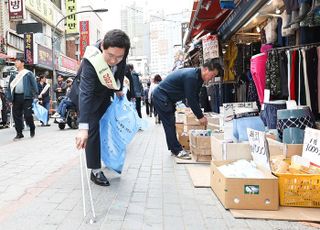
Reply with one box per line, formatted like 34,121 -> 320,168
105,52 -> 124,62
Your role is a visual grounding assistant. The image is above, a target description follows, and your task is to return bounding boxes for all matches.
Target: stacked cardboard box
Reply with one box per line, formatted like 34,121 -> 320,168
210,134 -> 251,161
267,138 -> 303,158
189,131 -> 211,162
183,112 -> 206,132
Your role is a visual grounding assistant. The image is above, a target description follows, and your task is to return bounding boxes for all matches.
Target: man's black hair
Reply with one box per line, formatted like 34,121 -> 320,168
102,29 -> 131,56
202,58 -> 223,77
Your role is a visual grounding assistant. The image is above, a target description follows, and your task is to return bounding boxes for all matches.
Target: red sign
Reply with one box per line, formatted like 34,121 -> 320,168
59,54 -> 78,74
79,21 -> 90,58
8,0 -> 24,21
24,33 -> 33,64
37,45 -> 52,68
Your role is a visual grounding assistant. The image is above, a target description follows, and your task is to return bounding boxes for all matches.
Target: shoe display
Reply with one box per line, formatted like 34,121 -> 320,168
13,133 -> 24,140
175,150 -> 191,160
30,129 -> 35,138
52,112 -> 61,118
90,171 -> 110,186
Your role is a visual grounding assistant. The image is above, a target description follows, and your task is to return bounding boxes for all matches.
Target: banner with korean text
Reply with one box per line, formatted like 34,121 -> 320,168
65,0 -> 78,34
79,21 -> 90,58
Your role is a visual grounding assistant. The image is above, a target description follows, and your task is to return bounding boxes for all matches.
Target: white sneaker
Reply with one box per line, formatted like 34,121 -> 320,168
52,112 -> 61,118
56,118 -> 65,123
175,150 -> 191,160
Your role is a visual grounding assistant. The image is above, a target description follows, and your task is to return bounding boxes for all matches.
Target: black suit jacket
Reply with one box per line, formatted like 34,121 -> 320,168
78,49 -> 126,124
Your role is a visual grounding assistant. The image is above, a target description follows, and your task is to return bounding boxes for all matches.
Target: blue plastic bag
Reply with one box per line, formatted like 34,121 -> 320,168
32,100 -> 48,125
100,93 -> 144,173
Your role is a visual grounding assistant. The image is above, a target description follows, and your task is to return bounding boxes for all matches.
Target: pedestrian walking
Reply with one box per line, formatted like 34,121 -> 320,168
75,29 -> 130,186
127,64 -> 143,118
144,81 -> 151,116
149,74 -> 162,123
37,75 -> 51,126
7,57 -> 38,140
152,59 -> 222,159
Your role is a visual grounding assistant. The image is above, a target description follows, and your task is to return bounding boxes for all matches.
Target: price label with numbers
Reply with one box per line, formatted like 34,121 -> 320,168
302,127 -> 320,166
247,128 -> 271,172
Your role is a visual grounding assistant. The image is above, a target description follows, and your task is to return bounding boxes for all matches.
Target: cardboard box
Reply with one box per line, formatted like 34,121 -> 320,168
207,122 -> 220,131
211,134 -> 251,161
175,123 -> 184,136
267,138 -> 303,158
183,113 -> 200,125
206,113 -> 220,126
184,125 -> 206,132
190,135 -> 211,150
190,145 -> 211,156
175,112 -> 185,124
210,160 -> 279,210
178,133 -> 189,150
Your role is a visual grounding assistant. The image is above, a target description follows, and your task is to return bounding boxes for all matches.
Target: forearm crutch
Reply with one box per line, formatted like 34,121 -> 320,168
9,105 -> 13,128
79,150 -> 96,224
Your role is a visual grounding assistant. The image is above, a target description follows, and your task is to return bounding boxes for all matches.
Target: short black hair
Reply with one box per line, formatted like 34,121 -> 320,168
154,74 -> 162,83
102,29 -> 131,56
16,57 -> 25,63
202,59 -> 223,76
39,75 -> 46,80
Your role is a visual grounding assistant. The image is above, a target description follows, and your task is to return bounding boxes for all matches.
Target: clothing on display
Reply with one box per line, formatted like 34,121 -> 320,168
260,101 -> 287,129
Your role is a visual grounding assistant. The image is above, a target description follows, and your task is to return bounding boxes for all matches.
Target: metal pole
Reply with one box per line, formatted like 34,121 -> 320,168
50,8 -> 108,112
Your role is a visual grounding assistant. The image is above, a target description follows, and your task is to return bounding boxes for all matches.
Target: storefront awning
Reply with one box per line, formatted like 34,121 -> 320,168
184,0 -> 231,46
0,53 -> 13,59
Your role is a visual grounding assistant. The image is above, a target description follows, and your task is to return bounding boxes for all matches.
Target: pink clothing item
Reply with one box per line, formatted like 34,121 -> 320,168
260,44 -> 273,54
318,47 -> 320,113
250,53 -> 268,105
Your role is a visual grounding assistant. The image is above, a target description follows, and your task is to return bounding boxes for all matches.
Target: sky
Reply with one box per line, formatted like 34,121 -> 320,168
101,0 -> 194,32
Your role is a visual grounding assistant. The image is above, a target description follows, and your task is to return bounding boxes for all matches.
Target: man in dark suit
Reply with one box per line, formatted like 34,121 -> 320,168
75,29 -> 130,186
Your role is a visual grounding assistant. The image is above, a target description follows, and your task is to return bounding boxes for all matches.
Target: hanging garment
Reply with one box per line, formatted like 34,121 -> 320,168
279,51 -> 289,98
305,47 -> 319,115
301,49 -> 310,107
251,53 -> 267,105
286,50 -> 292,99
266,50 -> 282,99
223,41 -> 238,81
265,18 -> 278,44
290,50 -> 297,100
247,71 -> 260,107
318,47 -> 320,114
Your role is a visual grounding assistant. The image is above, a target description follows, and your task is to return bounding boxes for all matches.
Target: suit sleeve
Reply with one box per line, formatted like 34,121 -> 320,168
30,73 -> 39,96
184,78 -> 204,119
114,59 -> 126,92
78,59 -> 96,124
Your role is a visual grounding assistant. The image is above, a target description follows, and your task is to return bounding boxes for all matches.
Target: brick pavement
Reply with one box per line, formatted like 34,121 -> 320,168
0,118 -> 318,229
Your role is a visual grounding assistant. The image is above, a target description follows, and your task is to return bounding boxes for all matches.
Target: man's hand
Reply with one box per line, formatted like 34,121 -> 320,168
57,87 -> 62,92
38,94 -> 42,99
115,91 -> 124,97
198,116 -> 208,126
75,129 -> 89,150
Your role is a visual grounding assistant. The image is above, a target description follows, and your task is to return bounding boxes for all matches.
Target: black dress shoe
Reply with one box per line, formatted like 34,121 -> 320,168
90,171 -> 110,186
13,133 -> 24,140
30,129 -> 35,137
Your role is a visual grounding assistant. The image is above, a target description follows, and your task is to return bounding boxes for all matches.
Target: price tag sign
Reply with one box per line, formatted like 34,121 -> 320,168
302,127 -> 320,166
247,128 -> 271,172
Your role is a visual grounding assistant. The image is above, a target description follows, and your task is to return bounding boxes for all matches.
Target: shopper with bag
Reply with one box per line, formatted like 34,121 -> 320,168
37,75 -> 51,126
75,29 -> 130,186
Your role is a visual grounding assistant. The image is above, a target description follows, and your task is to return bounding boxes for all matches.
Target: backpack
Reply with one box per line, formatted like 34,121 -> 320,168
68,61 -> 84,111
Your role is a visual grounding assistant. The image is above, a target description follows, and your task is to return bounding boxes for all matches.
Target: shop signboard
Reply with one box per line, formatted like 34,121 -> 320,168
37,44 -> 52,69
65,0 -> 78,34
24,33 -> 34,65
25,0 -> 64,31
58,54 -> 78,74
8,0 -> 25,21
79,21 -> 90,58
202,34 -> 219,61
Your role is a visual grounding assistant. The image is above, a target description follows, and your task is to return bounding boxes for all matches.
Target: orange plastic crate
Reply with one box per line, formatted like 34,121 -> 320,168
275,172 -> 320,207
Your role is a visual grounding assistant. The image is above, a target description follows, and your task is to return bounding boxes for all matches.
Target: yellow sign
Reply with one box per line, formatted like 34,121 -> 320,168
25,0 -> 63,31
65,0 -> 78,34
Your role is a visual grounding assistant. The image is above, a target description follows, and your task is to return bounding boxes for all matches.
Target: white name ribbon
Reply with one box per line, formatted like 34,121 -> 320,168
10,69 -> 29,94
83,46 -> 121,90
40,83 -> 50,96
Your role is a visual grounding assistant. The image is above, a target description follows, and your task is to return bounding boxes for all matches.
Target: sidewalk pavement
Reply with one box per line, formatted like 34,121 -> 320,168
0,118 -> 318,230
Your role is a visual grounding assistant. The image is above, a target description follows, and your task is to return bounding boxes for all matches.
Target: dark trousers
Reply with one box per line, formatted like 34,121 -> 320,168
85,102 -> 109,169
152,88 -> 182,154
135,97 -> 142,118
12,94 -> 35,134
145,98 -> 150,115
